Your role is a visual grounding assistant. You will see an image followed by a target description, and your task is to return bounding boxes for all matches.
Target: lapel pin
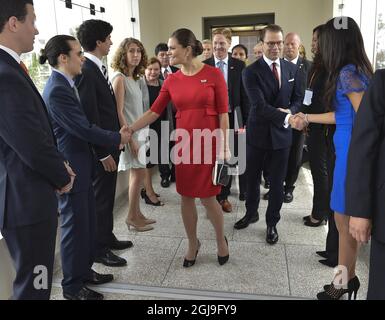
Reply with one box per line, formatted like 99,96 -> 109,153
201,79 -> 207,83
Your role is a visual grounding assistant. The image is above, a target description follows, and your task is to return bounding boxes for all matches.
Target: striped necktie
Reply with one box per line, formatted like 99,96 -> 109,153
102,65 -> 114,95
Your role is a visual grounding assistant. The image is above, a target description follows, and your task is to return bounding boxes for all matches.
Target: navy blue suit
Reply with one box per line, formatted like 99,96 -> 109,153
43,71 -> 120,295
0,49 -> 70,300
242,58 -> 303,226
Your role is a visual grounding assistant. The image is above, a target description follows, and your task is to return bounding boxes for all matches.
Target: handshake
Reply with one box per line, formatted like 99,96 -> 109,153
119,125 -> 134,147
288,112 -> 309,131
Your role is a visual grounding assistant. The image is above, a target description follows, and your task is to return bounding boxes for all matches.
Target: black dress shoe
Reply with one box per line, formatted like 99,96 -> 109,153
234,214 -> 259,230
266,226 -> 279,245
283,191 -> 293,203
109,238 -> 133,251
304,218 -> 327,227
161,178 -> 170,188
95,249 -> 127,267
316,251 -> 328,259
85,270 -> 114,285
319,259 -> 338,268
63,286 -> 104,300
263,191 -> 269,200
239,193 -> 246,201
303,215 -> 311,222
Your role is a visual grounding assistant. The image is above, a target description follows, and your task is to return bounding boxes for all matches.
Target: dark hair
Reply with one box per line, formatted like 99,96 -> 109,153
39,35 -> 77,68
155,43 -> 168,56
232,44 -> 248,57
261,24 -> 284,41
170,28 -> 203,57
320,17 -> 373,111
0,0 -> 33,33
147,57 -> 161,69
308,24 -> 325,88
76,19 -> 113,52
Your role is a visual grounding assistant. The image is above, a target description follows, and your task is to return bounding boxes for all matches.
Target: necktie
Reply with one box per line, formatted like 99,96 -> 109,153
20,61 -> 29,76
272,62 -> 280,85
217,60 -> 227,85
102,65 -> 114,95
163,69 -> 169,80
73,85 -> 81,102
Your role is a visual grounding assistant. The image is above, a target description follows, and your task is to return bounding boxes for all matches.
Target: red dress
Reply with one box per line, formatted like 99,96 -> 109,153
151,64 -> 228,198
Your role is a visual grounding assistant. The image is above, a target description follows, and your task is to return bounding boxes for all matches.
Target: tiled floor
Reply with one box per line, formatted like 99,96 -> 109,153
52,167 -> 370,300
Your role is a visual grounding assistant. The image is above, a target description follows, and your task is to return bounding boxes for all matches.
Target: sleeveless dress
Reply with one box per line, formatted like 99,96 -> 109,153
330,64 -> 370,214
150,64 -> 228,198
111,73 -> 148,170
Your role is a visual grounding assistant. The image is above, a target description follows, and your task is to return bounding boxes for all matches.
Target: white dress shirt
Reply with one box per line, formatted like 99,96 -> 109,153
263,55 -> 291,128
161,66 -> 173,78
284,55 -> 299,65
214,55 -> 229,84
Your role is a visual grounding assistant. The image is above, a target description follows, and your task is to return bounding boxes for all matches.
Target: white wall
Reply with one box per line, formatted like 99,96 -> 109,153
139,0 -> 334,59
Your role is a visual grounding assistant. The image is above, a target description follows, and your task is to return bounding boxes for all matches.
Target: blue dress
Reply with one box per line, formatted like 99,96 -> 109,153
330,64 -> 370,214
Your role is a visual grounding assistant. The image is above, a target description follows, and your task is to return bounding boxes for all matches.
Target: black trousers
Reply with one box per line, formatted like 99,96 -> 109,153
368,238 -> 385,300
284,129 -> 305,193
246,144 -> 290,227
2,215 -> 57,300
308,125 -> 338,262
93,154 -> 119,256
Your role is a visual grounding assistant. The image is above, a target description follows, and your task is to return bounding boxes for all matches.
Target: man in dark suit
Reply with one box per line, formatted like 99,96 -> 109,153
76,20 -> 132,268
203,28 -> 249,212
0,0 -> 73,300
282,32 -> 312,203
155,42 -> 178,188
346,69 -> 385,300
42,35 -> 131,300
234,25 -> 304,245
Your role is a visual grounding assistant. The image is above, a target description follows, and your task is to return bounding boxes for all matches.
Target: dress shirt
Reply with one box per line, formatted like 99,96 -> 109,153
214,55 -> 229,84
0,45 -> 21,64
285,55 -> 299,65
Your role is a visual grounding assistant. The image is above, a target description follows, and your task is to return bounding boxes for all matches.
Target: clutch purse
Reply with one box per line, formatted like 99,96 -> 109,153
212,160 -> 231,186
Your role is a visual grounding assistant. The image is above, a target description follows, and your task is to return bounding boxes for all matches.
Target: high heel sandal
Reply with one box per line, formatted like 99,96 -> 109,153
140,189 -> 164,206
141,188 -> 160,198
218,237 -> 229,266
317,276 -> 360,300
183,240 -> 201,268
125,219 -> 154,232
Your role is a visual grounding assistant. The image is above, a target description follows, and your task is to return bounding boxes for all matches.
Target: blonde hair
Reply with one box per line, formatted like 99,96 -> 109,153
111,38 -> 148,80
212,28 -> 232,43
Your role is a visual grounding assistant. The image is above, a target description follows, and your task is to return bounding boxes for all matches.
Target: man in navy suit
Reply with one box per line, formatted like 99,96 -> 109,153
76,20 -> 132,268
0,0 -> 74,300
234,25 -> 304,245
282,32 -> 312,203
41,35 -> 131,300
155,42 -> 177,188
203,28 -> 249,212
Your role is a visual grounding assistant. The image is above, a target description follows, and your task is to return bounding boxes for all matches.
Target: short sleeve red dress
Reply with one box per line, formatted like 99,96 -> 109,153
151,64 -> 228,198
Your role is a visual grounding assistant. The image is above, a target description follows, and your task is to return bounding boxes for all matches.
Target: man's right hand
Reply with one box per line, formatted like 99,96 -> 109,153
101,155 -> 117,172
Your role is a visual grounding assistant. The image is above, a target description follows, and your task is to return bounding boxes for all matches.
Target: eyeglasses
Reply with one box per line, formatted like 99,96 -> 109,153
264,41 -> 284,48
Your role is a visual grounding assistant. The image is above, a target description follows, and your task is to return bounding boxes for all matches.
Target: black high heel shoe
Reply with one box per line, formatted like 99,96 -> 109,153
183,240 -> 201,268
218,237 -> 229,266
304,218 -> 327,227
140,189 -> 164,206
317,276 -> 360,300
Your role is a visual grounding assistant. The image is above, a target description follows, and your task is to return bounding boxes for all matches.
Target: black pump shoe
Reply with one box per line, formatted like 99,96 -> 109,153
140,189 -> 163,206
183,240 -> 201,268
218,237 -> 229,266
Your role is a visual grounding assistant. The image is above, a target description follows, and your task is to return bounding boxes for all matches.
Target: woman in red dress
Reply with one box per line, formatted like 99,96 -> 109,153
131,29 -> 230,267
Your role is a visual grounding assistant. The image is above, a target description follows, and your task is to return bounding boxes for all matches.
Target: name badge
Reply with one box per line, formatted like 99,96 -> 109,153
303,89 -> 313,106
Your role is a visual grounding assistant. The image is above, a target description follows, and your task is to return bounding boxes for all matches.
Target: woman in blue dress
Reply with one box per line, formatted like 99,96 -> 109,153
298,17 -> 373,299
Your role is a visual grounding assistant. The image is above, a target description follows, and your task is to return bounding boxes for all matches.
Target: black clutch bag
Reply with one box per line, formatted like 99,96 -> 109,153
212,160 -> 231,186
